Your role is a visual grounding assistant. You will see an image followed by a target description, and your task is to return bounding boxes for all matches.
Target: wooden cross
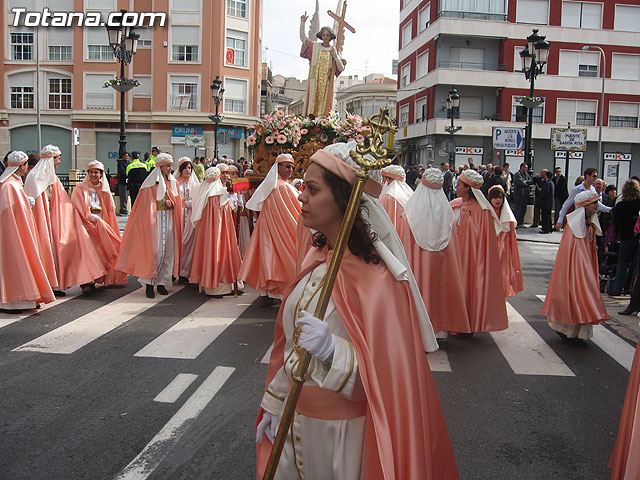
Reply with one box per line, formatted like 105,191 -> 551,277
328,1 -> 355,54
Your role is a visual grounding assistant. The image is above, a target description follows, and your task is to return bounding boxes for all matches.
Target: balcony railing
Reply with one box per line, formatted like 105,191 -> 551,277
434,111 -> 505,121
435,61 -> 507,71
437,10 -> 508,21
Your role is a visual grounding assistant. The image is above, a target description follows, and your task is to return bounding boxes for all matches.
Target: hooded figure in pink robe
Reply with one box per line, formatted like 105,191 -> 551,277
401,168 -> 471,339
609,341 -> 640,479
174,156 -> 200,283
189,167 -> 243,296
542,190 -> 608,341
239,154 -> 302,299
116,153 -> 182,298
488,185 -> 524,298
24,144 -> 106,293
256,142 -> 458,479
0,151 -> 55,311
71,160 -> 128,287
380,164 -> 413,238
450,169 -> 508,332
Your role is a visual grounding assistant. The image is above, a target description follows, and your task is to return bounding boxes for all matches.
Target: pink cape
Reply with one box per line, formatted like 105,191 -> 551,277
401,218 -> 471,333
0,175 -> 55,304
451,198 -> 508,332
380,194 -> 406,238
257,247 -> 459,479
31,180 -> 106,289
189,195 -> 242,289
116,183 -> 182,279
609,344 -> 640,479
239,180 -> 301,294
71,182 -> 128,286
541,223 -> 607,325
497,225 -> 524,298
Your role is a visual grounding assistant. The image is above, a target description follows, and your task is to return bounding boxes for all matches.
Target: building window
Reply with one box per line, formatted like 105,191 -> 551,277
614,5 -> 640,33
417,52 -> 428,78
562,1 -> 602,29
10,32 -> 34,60
512,97 -> 543,123
609,116 -> 638,128
136,27 -> 152,48
575,111 -> 595,126
49,45 -> 72,61
224,78 -> 248,114
226,30 -> 247,67
557,99 -> 597,126
227,0 -> 247,17
10,87 -> 34,109
172,45 -> 199,62
611,54 -> 640,81
439,0 -> 507,21
418,4 -> 430,31
49,78 -> 71,109
558,50 -> 599,78
88,45 -> 113,60
171,82 -> 198,110
416,98 -> 427,122
401,63 -> 410,87
609,103 -> 639,128
399,105 -> 409,126
401,22 -> 412,48
85,74 -> 114,109
578,64 -> 598,77
516,0 -> 548,25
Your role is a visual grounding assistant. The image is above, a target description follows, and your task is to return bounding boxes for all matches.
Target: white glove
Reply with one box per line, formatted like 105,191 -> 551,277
256,411 -> 280,444
184,199 -> 192,209
89,213 -> 99,223
295,310 -> 335,363
27,196 -> 35,208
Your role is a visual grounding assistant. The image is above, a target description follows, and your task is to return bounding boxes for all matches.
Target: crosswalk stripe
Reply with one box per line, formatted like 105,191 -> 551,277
260,343 -> 274,364
115,366 -> 235,480
12,287 -> 183,354
490,302 -> 575,376
0,288 -> 80,330
153,374 -> 198,404
536,294 -> 635,371
427,349 -> 452,372
134,294 -> 258,360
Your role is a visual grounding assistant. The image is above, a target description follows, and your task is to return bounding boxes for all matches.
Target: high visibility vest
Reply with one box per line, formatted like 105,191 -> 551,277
126,160 -> 148,175
146,155 -> 156,170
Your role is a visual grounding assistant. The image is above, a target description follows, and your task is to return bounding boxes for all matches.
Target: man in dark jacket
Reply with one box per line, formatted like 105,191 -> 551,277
406,166 -> 418,190
530,169 -> 548,228
552,166 -> 568,226
126,151 -> 148,206
481,166 -> 508,198
116,152 -> 130,216
539,171 -> 555,233
513,163 -> 534,226
441,162 -> 454,200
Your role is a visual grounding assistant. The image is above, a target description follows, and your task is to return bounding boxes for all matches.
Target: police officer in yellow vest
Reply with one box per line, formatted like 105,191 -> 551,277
146,146 -> 159,170
126,151 -> 149,206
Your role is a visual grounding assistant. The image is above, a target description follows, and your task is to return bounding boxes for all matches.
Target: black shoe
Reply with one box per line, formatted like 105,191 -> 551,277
456,332 -> 474,339
619,307 -> 638,316
0,308 -> 22,314
178,276 -> 189,285
52,290 -> 66,297
145,285 -> 155,298
259,296 -> 275,308
157,285 -> 168,295
555,331 -> 568,342
80,283 -> 95,295
608,291 -> 622,297
211,295 -> 224,299
224,290 -> 244,296
436,338 -> 449,349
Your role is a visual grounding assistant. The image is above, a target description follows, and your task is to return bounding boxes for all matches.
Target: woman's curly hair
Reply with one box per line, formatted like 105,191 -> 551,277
311,168 -> 380,264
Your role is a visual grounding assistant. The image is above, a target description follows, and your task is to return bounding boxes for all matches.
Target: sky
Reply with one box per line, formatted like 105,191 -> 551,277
262,0 -> 399,81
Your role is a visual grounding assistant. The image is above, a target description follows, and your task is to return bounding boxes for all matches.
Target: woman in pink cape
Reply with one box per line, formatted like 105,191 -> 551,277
401,168 -> 471,343
239,154 -> 302,304
174,157 -> 200,285
256,142 -> 458,479
0,151 -> 55,312
609,340 -> 640,479
542,190 -> 608,343
24,144 -> 106,295
71,160 -> 128,289
189,167 -> 243,296
380,164 -> 413,238
116,153 -> 182,298
488,185 -> 524,298
450,169 -> 508,333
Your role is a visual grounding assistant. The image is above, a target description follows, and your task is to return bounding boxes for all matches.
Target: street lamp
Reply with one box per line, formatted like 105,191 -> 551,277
519,29 -> 550,169
444,86 -> 462,166
582,45 -> 606,176
209,76 -> 225,162
105,10 -> 139,159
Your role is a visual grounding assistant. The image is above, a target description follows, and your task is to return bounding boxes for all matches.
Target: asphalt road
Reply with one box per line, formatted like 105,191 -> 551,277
0,240 -> 636,480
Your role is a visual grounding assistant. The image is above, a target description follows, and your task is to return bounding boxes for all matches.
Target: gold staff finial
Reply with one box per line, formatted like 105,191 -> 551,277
349,107 -> 397,176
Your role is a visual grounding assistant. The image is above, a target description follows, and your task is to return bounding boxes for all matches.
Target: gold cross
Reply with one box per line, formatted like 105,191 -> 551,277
327,1 -> 355,54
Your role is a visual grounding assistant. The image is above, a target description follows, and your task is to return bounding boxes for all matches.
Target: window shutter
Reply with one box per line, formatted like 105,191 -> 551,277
517,0 -> 549,24
611,54 -> 640,81
558,50 -> 578,76
581,2 -> 602,29
615,5 -> 640,32
609,102 -> 639,118
172,26 -> 199,45
48,28 -> 73,46
557,99 -> 576,125
561,1 -> 580,27
576,100 -> 597,114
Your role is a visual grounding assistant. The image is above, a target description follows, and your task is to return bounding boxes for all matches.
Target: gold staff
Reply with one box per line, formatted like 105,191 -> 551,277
262,108 -> 397,479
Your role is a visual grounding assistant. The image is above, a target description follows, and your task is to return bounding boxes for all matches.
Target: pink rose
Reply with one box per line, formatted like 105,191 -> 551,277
276,134 -> 287,144
321,119 -> 330,126
277,120 -> 286,129
265,136 -> 275,144
276,110 -> 285,117
247,135 -> 256,145
301,128 -> 308,135
355,134 -> 365,143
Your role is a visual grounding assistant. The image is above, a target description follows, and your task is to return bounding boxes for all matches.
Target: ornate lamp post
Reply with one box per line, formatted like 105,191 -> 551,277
444,87 -> 462,166
582,45 -> 606,175
106,10 -> 139,159
519,29 -> 550,169
209,76 -> 225,162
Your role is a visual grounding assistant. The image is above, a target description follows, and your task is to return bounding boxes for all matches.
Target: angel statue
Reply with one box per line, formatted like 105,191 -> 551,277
299,4 -> 347,117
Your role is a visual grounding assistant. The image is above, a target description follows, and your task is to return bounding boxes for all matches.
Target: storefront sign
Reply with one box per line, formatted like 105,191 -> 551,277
455,147 -> 483,155
604,153 -> 632,161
